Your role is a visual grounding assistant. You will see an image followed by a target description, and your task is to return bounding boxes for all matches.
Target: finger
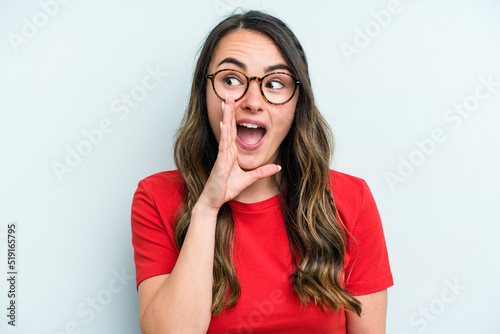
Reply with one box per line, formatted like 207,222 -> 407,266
219,99 -> 228,154
224,94 -> 236,152
222,93 -> 228,152
222,93 -> 231,126
231,102 -> 237,145
245,164 -> 282,185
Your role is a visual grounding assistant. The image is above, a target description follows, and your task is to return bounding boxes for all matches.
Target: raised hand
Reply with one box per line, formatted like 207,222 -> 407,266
198,95 -> 281,212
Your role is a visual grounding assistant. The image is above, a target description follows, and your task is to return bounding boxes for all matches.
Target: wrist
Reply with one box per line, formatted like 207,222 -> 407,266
193,196 -> 220,219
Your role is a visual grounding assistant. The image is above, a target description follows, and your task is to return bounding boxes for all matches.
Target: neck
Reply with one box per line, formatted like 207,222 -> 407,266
233,175 -> 278,204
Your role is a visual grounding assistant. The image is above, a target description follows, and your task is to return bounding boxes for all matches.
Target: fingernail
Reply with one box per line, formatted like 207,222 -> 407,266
220,121 -> 223,130
277,165 -> 282,171
225,93 -> 229,101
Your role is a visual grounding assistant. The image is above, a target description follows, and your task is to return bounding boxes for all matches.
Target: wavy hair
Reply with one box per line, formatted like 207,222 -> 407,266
173,10 -> 361,316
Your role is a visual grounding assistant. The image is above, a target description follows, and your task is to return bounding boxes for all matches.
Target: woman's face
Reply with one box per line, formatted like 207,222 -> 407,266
206,29 -> 298,171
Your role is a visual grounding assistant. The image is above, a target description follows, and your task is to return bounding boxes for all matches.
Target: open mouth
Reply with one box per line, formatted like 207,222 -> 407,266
236,122 -> 266,148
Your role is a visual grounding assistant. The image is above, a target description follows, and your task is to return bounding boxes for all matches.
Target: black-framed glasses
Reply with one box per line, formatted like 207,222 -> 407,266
206,69 -> 300,105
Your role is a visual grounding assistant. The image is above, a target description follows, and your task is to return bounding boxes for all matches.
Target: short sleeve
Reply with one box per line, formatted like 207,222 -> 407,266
131,177 -> 181,290
343,179 -> 393,295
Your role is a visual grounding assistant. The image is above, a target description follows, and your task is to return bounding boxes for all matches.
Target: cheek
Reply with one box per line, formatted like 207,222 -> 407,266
275,105 -> 297,139
279,116 -> 295,141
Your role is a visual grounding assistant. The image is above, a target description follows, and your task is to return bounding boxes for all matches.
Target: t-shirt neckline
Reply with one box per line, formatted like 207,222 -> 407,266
229,194 -> 281,212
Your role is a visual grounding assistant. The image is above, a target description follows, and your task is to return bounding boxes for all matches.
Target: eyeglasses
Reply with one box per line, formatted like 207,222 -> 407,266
206,69 -> 300,105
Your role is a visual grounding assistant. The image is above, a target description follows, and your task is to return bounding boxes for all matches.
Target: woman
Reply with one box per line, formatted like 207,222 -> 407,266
132,10 -> 393,333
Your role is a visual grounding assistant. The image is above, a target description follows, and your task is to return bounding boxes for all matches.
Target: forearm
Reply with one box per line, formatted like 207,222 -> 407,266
141,202 -> 218,334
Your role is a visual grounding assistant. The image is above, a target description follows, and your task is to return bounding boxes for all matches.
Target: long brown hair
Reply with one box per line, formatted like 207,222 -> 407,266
173,10 -> 361,316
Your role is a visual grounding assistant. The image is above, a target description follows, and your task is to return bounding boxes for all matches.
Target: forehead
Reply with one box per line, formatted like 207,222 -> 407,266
210,29 -> 288,72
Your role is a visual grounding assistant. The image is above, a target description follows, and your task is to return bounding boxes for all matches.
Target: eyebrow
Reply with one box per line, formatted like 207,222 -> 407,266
217,57 -> 292,74
264,64 -> 292,73
217,57 -> 247,71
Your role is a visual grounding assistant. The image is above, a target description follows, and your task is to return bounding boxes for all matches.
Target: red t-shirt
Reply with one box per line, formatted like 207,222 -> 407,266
131,170 -> 393,333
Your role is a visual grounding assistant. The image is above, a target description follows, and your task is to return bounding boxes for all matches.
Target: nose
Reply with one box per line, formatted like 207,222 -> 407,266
239,78 -> 265,112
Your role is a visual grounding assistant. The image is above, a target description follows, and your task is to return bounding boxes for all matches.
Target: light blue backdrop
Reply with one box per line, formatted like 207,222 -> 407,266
1,0 -> 499,333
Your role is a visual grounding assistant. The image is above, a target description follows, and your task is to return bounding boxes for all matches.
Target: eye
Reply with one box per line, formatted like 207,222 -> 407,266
223,75 -> 243,87
265,79 -> 285,90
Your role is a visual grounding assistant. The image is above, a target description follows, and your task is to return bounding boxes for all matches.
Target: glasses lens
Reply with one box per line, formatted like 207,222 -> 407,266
213,70 -> 247,101
262,73 -> 297,104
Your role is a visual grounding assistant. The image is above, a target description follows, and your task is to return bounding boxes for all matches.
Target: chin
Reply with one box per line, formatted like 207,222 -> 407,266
238,156 -> 275,172
238,164 -> 259,172
237,158 -> 263,172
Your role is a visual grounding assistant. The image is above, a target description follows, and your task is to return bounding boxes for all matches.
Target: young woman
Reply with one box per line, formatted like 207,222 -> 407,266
132,11 -> 393,333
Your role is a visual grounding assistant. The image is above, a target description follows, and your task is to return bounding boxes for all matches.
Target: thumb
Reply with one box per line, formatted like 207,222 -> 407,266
246,164 -> 282,184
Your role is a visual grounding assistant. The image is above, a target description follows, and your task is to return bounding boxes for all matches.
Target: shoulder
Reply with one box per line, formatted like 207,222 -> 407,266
328,169 -> 376,230
329,169 -> 369,205
138,170 -> 184,193
133,170 -> 185,212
